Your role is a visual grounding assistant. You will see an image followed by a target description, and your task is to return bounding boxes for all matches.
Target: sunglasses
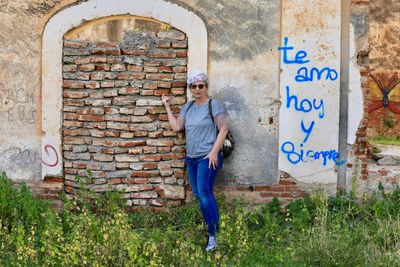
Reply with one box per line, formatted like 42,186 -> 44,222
189,84 -> 206,90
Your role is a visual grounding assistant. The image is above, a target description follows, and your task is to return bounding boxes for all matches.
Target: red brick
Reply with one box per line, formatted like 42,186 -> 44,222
43,177 -> 64,183
159,66 -> 173,73
64,40 -> 88,48
154,89 -> 170,96
65,168 -> 78,175
146,139 -> 174,147
63,65 -> 77,72
129,148 -> 143,155
134,131 -> 148,137
63,129 -> 90,136
140,90 -> 154,96
84,81 -> 100,89
156,41 -> 171,48
171,88 -> 185,95
132,171 -> 160,178
280,193 -> 295,198
63,80 -> 72,88
121,48 -> 147,56
278,179 -> 296,185
139,155 -> 162,161
118,72 -> 145,80
149,51 -> 176,58
105,130 -> 120,137
158,114 -> 169,121
174,169 -> 184,178
378,169 -> 388,176
175,50 -> 187,58
146,74 -> 174,81
75,57 -> 91,64
172,41 -> 187,48
143,163 -> 158,170
96,64 -> 110,71
260,192 -> 280,198
63,91 -> 89,99
102,148 -> 115,154
73,162 -> 87,169
127,65 -> 143,72
161,153 -> 184,160
63,121 -> 84,127
172,66 -> 187,73
147,107 -> 166,114
158,81 -> 172,88
119,140 -> 147,148
80,64 -> 95,71
64,113 -> 78,120
108,178 -> 122,185
77,115 -> 105,122
158,147 -> 171,153
65,186 -> 75,194
171,81 -> 186,87
90,56 -> 107,63
143,147 -> 158,154
131,178 -> 148,184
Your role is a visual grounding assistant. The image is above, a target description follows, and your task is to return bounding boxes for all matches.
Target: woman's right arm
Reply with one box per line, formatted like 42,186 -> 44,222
162,94 -> 185,132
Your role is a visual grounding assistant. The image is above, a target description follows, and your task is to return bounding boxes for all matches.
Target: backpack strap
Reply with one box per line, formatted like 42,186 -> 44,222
184,100 -> 195,117
208,99 -> 215,124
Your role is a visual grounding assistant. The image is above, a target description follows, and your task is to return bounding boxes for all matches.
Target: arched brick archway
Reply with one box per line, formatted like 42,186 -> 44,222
41,0 -> 207,179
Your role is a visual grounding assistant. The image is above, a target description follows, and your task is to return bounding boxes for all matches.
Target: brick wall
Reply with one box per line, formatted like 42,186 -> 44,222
350,0 -> 400,194
61,29 -> 188,209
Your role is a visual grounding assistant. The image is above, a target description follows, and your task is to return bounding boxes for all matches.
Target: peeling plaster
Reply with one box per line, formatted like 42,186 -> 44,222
348,24 -> 364,145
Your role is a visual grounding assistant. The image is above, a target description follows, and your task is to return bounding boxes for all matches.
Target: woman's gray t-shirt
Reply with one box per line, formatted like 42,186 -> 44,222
180,99 -> 226,158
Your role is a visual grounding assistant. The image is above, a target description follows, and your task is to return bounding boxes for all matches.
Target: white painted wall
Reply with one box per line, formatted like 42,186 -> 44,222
279,0 -> 342,184
348,24 -> 364,145
41,0 -> 208,179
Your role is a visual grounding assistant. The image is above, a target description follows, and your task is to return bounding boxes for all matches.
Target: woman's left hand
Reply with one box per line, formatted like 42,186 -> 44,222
205,152 -> 218,170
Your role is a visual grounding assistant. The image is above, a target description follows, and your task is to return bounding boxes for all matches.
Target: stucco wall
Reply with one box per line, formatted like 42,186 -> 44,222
279,0 -> 342,187
0,0 -> 281,186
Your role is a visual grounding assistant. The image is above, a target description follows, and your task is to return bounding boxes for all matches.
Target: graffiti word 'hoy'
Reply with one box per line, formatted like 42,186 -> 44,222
285,86 -> 325,119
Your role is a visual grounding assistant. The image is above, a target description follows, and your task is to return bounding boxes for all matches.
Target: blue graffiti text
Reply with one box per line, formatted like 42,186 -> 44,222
281,141 -> 343,166
278,37 -> 310,65
286,86 -> 325,119
301,120 -> 315,143
295,67 -> 338,83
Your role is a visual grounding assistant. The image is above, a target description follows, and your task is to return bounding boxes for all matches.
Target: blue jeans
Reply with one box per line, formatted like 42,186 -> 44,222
185,152 -> 223,235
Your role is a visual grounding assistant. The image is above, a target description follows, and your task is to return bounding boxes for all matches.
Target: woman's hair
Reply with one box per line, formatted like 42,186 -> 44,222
187,72 -> 208,86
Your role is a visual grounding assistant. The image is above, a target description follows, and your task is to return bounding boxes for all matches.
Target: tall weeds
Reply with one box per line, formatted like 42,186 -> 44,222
0,172 -> 399,266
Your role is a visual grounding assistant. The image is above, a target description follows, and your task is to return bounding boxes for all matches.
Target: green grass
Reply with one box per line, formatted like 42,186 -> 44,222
369,135 -> 400,146
1,171 -> 400,266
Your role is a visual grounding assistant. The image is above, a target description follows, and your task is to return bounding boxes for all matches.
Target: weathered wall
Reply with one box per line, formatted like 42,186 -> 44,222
0,0 -> 281,192
367,0 -> 400,137
279,0 -> 342,189
4,0 -> 397,205
347,0 -> 400,196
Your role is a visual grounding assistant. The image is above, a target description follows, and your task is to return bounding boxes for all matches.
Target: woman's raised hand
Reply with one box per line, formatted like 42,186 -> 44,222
161,94 -> 172,107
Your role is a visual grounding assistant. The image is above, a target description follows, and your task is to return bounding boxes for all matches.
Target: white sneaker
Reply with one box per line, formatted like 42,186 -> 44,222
205,235 -> 217,252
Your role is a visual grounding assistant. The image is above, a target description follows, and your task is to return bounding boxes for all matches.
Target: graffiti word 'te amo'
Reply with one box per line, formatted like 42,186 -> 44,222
278,37 -> 338,83
0,145 -> 59,167
281,141 -> 344,166
286,86 -> 325,119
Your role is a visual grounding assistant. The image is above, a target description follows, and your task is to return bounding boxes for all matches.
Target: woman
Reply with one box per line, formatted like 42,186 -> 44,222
161,72 -> 228,252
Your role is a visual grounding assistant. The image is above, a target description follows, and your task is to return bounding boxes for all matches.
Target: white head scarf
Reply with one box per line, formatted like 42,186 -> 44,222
187,72 -> 208,85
